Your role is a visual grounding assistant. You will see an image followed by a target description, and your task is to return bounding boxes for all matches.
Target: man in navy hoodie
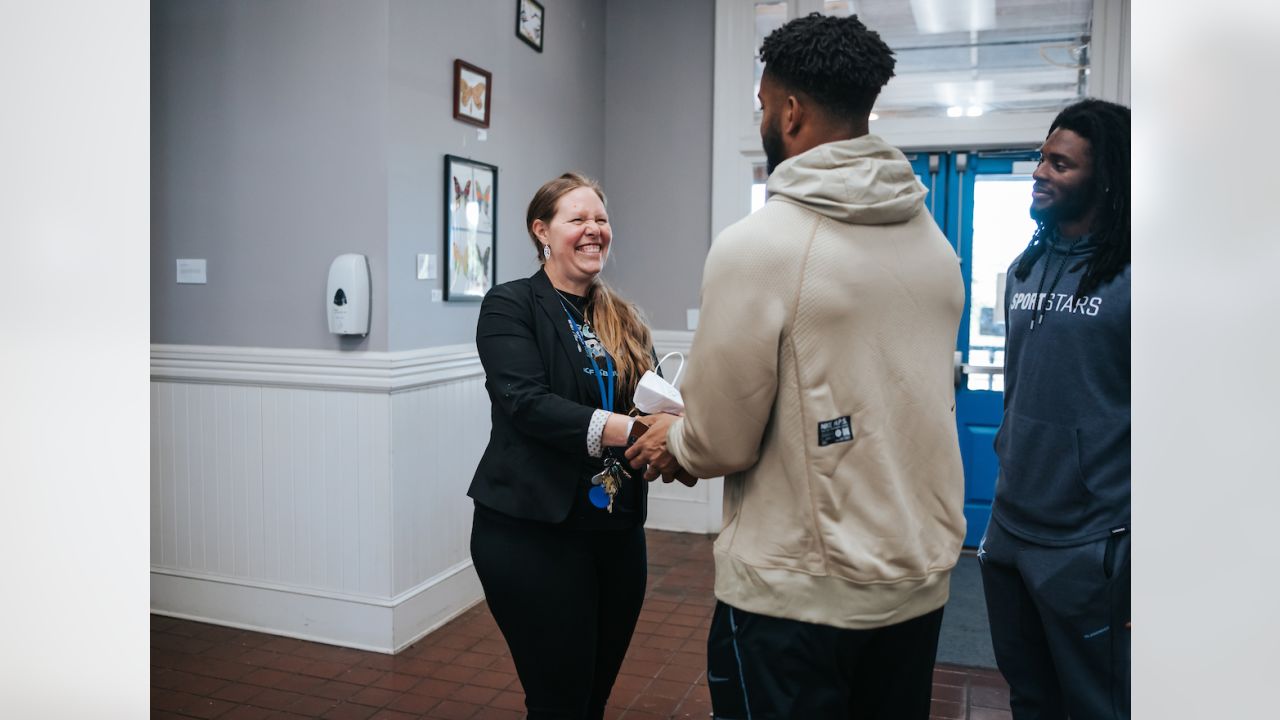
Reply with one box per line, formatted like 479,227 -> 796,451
980,98 -> 1131,719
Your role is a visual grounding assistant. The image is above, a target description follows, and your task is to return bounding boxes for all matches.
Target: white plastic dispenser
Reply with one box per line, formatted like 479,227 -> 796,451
327,254 -> 371,336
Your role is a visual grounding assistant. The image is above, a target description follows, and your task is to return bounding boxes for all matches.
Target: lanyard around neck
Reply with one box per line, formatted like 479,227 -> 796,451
559,301 -> 615,413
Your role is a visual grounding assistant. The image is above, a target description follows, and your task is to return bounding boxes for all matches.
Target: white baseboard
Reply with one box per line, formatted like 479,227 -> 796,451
151,561 -> 483,653
646,496 -> 716,534
391,562 -> 485,653
151,570 -> 394,651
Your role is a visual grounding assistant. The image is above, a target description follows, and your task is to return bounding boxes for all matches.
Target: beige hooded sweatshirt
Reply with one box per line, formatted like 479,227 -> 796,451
667,135 -> 966,629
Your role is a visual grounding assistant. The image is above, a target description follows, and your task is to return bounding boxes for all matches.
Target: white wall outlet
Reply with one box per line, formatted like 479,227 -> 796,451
176,259 -> 207,284
477,129 -> 488,142
686,308 -> 699,330
431,289 -> 443,303
417,253 -> 437,280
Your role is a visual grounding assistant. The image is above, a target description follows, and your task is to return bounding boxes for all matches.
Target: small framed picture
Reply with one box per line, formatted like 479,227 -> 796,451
443,155 -> 498,302
452,59 -> 491,128
516,0 -> 544,53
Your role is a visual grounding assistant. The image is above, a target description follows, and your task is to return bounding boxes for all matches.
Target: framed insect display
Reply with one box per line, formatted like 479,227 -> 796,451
452,59 -> 491,128
516,0 -> 544,53
443,155 -> 497,302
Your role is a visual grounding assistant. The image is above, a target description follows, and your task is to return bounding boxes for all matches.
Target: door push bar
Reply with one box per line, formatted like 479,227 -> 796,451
954,351 -> 1004,388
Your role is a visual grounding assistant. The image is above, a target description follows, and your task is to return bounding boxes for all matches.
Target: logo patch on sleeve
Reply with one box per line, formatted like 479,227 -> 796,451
817,416 -> 853,446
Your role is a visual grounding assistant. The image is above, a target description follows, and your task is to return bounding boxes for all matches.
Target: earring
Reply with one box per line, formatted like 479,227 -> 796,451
543,245 -> 551,260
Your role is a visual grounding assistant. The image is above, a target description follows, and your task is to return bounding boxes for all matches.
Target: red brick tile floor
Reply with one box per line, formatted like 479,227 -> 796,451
152,530 -> 1010,719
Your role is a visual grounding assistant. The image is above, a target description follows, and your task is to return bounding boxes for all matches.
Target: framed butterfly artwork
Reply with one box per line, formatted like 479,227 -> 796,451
452,59 -> 491,128
516,0 -> 544,53
443,155 -> 498,302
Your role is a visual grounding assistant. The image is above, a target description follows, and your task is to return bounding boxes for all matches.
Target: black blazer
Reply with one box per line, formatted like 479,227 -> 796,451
468,269 -> 649,523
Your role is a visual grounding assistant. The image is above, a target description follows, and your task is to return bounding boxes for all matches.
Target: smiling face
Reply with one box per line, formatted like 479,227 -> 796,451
534,186 -> 611,294
1031,127 -> 1099,234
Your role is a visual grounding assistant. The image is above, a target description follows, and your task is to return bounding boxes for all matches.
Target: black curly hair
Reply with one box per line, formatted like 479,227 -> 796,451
1014,98 -> 1131,297
758,12 -> 896,120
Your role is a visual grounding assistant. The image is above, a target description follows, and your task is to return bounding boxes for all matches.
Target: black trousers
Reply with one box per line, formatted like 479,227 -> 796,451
706,600 -> 945,719
979,519 -> 1131,720
470,506 -> 647,720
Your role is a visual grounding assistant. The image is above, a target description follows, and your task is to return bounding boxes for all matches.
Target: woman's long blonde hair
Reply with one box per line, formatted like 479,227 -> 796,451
527,172 -> 653,406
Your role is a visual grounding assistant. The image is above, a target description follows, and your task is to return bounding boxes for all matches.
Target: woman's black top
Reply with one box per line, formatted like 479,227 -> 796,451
468,269 -> 648,530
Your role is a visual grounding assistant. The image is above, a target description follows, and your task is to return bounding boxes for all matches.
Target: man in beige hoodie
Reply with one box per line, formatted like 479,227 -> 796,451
627,12 -> 966,720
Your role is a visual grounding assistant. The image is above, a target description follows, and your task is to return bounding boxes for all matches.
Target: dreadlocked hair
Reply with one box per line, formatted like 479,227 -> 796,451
1014,98 -> 1131,297
526,172 -> 654,407
758,12 -> 896,120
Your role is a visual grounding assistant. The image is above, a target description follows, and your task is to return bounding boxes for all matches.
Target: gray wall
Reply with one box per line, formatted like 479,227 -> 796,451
153,0 -> 607,351
152,0 -> 708,351
602,0 -> 715,331
152,0 -> 391,350
386,0 -> 606,351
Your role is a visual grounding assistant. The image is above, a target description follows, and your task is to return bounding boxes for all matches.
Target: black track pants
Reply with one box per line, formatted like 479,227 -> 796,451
979,520 -> 1131,720
706,600 -> 945,719
470,507 -> 647,720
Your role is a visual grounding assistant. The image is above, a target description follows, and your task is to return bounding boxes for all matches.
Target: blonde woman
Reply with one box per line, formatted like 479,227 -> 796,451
467,173 -> 655,719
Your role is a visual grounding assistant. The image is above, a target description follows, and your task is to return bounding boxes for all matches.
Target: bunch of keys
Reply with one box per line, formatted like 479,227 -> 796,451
588,457 -> 630,513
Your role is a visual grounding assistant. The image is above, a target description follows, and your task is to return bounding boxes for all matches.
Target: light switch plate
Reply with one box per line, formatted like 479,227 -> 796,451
176,259 -> 207,284
686,309 -> 699,330
431,289 -> 443,303
417,253 -> 437,280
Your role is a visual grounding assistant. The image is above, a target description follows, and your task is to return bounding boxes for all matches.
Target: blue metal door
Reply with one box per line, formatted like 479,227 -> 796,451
911,150 -> 1040,546
906,152 -> 950,229
951,151 -> 1040,546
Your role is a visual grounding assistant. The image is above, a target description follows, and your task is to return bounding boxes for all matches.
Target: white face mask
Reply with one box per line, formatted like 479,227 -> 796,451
633,352 -> 685,415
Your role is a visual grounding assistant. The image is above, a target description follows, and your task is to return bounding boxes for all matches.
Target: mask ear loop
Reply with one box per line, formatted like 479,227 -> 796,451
656,351 -> 685,386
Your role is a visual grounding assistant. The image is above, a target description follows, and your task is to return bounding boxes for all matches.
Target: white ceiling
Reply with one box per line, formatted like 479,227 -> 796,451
756,0 -> 1095,118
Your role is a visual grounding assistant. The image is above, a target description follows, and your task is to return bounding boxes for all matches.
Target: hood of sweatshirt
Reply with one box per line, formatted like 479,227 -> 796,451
765,134 -> 926,225
1046,230 -> 1099,258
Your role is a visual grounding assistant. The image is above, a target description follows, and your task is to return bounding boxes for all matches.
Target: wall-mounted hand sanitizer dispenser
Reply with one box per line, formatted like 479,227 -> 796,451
327,254 -> 371,336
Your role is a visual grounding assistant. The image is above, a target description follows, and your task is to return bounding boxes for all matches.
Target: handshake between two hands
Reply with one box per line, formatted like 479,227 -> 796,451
623,413 -> 698,487
623,359 -> 698,486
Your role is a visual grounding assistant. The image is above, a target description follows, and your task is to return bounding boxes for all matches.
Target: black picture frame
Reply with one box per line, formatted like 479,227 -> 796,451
443,155 -> 498,302
452,59 -> 491,128
516,0 -> 544,53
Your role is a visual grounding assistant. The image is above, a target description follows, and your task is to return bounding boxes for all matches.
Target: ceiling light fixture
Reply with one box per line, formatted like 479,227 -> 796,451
910,0 -> 996,34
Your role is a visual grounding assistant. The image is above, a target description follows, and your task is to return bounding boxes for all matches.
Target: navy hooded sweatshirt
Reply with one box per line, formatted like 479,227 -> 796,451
992,232 -> 1131,546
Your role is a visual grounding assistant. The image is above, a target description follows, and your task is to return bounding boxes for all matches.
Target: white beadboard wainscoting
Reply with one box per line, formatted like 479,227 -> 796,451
647,331 -> 724,534
150,344 -> 486,653
150,331 -> 719,652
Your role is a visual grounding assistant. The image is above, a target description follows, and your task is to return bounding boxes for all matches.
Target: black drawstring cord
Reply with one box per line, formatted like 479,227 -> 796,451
1029,235 -> 1083,331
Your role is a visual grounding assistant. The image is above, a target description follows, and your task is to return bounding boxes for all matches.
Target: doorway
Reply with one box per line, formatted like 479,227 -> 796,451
908,150 -> 1039,546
